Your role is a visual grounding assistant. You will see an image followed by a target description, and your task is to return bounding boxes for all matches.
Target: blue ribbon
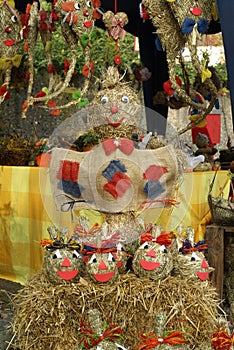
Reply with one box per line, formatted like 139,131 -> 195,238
181,18 -> 208,35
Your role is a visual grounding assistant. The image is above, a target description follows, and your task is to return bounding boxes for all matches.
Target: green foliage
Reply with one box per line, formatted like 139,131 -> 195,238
33,26 -> 140,78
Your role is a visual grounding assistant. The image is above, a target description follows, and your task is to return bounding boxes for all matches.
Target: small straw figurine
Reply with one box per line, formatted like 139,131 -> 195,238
174,226 -> 214,281
40,225 -> 84,285
77,308 -> 126,350
137,311 -> 189,349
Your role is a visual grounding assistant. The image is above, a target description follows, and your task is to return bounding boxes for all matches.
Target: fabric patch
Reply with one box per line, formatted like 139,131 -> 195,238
102,159 -> 127,181
103,172 -> 132,199
143,165 -> 168,182
57,160 -> 79,182
144,180 -> 165,200
58,179 -> 83,198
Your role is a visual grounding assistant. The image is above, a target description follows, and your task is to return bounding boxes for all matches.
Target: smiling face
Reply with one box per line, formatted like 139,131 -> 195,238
43,248 -> 84,285
87,66 -> 141,129
0,1 -> 23,59
55,0 -> 98,39
85,252 -> 119,283
176,251 -> 213,281
132,241 -> 174,281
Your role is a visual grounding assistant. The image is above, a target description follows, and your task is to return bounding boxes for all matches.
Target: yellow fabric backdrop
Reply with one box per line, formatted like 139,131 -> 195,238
0,166 -> 229,285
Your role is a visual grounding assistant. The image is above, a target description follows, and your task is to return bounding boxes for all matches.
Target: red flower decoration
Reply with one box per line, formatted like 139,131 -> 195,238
3,39 -> 15,46
33,91 -> 47,104
47,99 -> 60,116
114,55 -> 121,65
48,64 -> 56,74
82,61 -> 94,78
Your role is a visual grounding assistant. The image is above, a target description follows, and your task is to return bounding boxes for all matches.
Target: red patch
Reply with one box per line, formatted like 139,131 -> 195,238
146,248 -> 156,258
117,261 -> 123,268
201,258 -> 209,269
139,260 -> 160,271
57,270 -> 78,280
83,21 -> 92,28
93,271 -> 115,282
143,165 -> 168,182
61,2 -> 75,12
190,7 -> 202,16
3,39 -> 15,46
197,271 -> 209,281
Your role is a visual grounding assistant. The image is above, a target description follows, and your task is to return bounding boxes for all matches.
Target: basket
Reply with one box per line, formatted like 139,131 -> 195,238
208,170 -> 234,226
208,194 -> 234,226
0,149 -> 32,166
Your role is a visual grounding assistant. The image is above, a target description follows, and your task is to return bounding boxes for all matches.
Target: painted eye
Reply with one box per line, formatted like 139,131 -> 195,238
108,252 -> 116,262
159,245 -> 167,253
89,254 -> 97,263
86,1 -> 92,7
11,15 -> 17,23
121,96 -> 129,103
52,250 -> 63,259
101,96 -> 108,103
72,250 -> 80,258
140,242 -> 149,250
74,3 -> 80,10
191,252 -> 200,261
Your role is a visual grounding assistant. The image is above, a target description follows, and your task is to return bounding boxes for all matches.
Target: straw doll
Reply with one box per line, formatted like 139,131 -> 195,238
82,230 -> 122,284
137,311 -> 189,349
41,225 -> 85,285
132,226 -> 175,281
174,227 -> 214,281
77,308 -> 126,350
142,0 -> 218,129
0,0 -> 23,103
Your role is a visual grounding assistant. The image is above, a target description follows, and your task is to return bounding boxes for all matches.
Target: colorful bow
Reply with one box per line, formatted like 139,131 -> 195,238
41,236 -> 81,251
80,319 -> 123,348
181,18 -> 208,35
179,239 -> 208,254
212,328 -> 234,349
138,331 -> 188,349
0,55 -> 22,70
102,138 -> 134,156
140,232 -> 172,247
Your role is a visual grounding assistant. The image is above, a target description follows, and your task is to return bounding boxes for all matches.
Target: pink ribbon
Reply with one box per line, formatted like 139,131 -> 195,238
102,138 -> 134,156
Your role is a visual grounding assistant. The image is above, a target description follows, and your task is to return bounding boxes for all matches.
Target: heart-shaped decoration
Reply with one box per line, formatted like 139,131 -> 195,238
190,7 -> 202,16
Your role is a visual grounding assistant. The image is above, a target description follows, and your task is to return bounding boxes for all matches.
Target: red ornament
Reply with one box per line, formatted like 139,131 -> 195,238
114,55 -> 121,65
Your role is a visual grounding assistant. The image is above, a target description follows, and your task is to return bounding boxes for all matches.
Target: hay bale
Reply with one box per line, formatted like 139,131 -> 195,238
12,271 -> 221,349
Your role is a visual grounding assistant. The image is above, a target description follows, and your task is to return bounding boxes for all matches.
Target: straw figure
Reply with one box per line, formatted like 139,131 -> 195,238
137,311 -> 190,349
77,308 -> 126,350
142,0 -> 218,132
132,227 -> 175,281
0,0 -> 23,103
41,225 -> 85,285
22,0 -> 99,117
173,226 -> 214,282
82,230 -> 122,284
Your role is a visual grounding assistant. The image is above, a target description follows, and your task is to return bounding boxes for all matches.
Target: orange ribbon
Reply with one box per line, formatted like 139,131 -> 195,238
138,331 -> 188,349
212,329 -> 234,349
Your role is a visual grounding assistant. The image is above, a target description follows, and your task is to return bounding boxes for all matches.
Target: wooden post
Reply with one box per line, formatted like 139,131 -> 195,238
205,225 -> 225,299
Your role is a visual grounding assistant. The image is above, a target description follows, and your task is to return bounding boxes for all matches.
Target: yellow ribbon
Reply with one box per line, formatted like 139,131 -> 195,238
202,67 -> 212,83
211,2 -> 219,21
0,55 -> 22,70
189,114 -> 207,128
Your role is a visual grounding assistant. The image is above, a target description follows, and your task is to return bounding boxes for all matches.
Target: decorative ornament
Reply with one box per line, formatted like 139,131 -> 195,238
41,226 -> 84,284
102,10 -> 128,40
78,308 -> 124,349
132,227 -> 175,281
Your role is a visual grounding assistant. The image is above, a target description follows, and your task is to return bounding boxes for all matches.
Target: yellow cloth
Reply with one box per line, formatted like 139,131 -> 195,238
0,167 -> 229,285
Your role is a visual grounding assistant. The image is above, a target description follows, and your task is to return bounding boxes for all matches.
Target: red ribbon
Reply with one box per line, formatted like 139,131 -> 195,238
140,232 -> 172,247
138,331 -> 188,349
212,329 -> 234,349
102,138 -> 134,156
80,319 -> 123,348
